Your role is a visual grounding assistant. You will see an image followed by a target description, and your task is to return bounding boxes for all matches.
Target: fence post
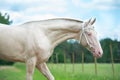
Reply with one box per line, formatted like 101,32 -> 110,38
94,57 -> 97,75
50,55 -> 54,69
110,43 -> 115,77
51,55 -> 54,63
64,53 -> 66,72
56,53 -> 58,64
72,52 -> 75,73
82,51 -> 84,72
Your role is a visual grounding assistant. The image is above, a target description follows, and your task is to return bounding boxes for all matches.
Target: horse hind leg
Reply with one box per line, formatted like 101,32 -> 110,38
26,57 -> 36,80
36,62 -> 54,80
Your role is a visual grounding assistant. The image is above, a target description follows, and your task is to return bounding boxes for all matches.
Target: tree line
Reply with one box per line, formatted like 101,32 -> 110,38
0,12 -> 120,65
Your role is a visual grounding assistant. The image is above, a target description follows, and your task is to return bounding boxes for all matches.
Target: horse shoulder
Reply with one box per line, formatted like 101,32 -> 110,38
26,29 -> 52,63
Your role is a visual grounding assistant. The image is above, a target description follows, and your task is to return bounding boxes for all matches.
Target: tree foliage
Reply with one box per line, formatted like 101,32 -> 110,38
99,38 -> 120,63
0,12 -> 13,65
0,12 -> 12,25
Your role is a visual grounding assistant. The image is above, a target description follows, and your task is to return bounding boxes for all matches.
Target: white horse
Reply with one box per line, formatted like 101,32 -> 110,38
0,18 -> 103,80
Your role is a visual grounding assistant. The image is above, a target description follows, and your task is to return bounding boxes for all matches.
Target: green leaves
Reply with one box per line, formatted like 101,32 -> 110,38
0,12 -> 12,25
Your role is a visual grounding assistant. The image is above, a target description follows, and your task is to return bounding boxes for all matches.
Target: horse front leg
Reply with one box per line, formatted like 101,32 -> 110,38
36,62 -> 54,80
26,57 -> 36,80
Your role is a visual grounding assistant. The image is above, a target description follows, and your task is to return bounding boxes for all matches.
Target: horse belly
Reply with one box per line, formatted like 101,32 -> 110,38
0,44 -> 26,62
0,52 -> 25,62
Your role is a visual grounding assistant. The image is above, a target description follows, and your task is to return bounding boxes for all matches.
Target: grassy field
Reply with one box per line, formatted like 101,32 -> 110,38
0,63 -> 120,80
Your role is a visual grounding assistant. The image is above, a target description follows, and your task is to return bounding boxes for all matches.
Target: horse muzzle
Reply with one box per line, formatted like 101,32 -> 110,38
92,49 -> 103,58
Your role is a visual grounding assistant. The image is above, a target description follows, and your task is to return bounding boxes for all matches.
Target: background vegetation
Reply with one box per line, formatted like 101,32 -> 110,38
0,12 -> 12,25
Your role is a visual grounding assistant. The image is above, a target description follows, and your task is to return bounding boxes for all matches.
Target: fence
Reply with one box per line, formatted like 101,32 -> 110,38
48,43 -> 120,76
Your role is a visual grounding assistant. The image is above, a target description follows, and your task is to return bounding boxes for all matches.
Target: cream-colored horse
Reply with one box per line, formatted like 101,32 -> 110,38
0,18 -> 103,80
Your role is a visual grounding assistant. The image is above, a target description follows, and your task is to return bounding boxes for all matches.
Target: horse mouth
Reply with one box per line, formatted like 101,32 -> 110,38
92,51 -> 102,58
90,48 -> 103,58
86,45 -> 103,58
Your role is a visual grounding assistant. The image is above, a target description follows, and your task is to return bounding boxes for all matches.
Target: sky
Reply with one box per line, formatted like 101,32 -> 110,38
0,0 -> 120,41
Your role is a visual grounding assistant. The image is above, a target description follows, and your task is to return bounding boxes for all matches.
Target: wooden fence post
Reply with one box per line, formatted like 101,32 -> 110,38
56,53 -> 58,64
51,55 -> 54,63
50,55 -> 54,69
72,52 -> 75,73
64,53 -> 66,72
110,43 -> 115,77
94,57 -> 97,75
82,51 -> 84,72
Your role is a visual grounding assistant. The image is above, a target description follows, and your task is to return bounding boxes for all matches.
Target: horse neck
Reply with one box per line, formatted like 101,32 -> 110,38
45,21 -> 82,48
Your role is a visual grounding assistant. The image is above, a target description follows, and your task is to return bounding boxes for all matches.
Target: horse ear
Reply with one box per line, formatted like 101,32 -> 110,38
88,18 -> 92,23
84,18 -> 92,27
90,18 -> 96,25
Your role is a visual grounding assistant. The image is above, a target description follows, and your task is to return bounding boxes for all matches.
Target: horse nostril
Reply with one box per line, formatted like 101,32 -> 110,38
98,51 -> 102,57
98,52 -> 101,55
97,51 -> 100,55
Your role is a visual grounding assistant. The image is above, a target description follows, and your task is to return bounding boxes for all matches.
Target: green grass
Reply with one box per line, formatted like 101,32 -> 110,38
0,63 -> 120,80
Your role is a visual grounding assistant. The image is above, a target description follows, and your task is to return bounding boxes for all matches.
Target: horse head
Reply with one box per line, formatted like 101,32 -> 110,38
79,18 -> 103,58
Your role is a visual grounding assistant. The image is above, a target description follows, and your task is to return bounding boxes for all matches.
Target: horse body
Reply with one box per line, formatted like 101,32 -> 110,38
0,18 -> 103,80
0,24 -> 50,63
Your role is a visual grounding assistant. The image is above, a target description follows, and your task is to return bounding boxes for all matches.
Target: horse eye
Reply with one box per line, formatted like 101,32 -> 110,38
87,33 -> 92,36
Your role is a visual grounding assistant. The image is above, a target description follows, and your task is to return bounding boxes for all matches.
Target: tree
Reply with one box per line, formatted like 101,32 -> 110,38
97,38 -> 120,63
0,12 -> 13,65
0,12 -> 12,25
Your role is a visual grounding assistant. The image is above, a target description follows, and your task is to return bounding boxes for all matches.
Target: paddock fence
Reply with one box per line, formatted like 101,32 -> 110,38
48,43 -> 120,76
